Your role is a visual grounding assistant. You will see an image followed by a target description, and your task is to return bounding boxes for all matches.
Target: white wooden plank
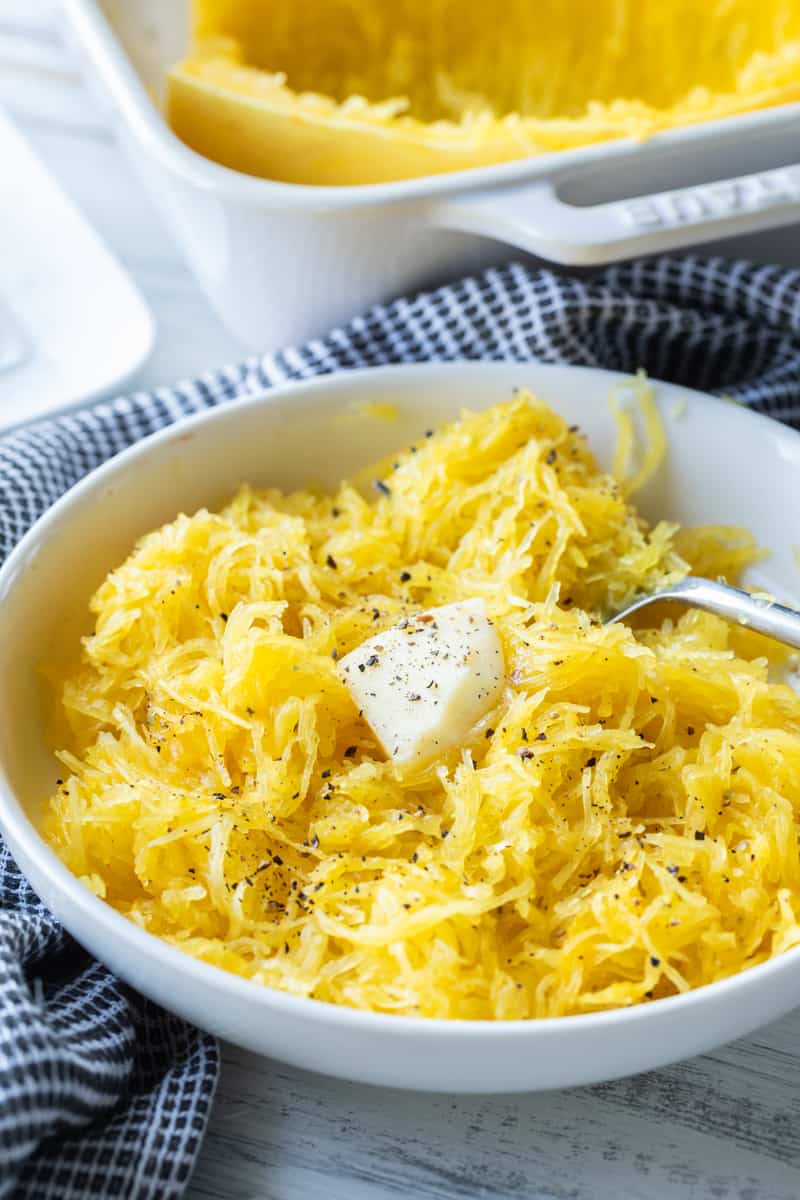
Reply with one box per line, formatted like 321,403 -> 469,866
188,1012 -> 800,1200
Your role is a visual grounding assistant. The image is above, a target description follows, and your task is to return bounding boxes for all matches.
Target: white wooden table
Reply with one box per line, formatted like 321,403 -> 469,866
5,8 -> 800,1198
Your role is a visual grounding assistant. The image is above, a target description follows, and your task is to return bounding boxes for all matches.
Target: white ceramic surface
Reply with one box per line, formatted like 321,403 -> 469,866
62,0 -> 800,348
1,362 -> 800,1094
0,103 -> 154,429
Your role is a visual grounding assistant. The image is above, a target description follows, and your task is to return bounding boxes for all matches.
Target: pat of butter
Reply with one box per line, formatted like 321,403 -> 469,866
339,598 -> 505,770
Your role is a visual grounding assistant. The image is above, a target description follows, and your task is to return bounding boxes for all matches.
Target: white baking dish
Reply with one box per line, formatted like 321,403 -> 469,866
64,0 -> 800,348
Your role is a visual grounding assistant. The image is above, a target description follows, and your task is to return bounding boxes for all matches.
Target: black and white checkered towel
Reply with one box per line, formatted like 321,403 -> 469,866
2,254 -> 800,1198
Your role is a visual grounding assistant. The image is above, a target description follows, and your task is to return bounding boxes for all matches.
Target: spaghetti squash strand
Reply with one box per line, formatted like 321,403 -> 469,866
43,391 -> 800,1020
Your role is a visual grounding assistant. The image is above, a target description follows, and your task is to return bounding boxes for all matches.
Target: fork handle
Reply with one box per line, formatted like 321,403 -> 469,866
610,577 -> 800,651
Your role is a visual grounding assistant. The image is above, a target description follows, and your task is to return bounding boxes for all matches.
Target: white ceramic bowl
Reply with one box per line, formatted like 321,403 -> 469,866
2,362 -> 800,1093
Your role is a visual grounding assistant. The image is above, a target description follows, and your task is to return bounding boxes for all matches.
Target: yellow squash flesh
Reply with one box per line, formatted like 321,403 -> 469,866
167,0 -> 800,184
42,391 -> 800,1020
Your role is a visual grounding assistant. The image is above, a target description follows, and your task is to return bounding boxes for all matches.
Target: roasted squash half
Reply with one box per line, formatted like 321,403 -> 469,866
167,1 -> 800,184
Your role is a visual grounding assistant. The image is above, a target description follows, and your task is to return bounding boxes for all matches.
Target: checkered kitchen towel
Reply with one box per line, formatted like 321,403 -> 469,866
3,254 -> 800,1198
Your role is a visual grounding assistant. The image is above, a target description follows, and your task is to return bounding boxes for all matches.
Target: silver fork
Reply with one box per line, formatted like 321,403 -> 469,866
608,577 -> 800,649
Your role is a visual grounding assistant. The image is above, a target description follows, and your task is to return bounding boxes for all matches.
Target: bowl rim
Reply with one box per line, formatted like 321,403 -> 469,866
2,359 -> 800,1041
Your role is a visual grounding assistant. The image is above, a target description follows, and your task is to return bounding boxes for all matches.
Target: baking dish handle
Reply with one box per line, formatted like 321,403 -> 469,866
433,165 -> 800,265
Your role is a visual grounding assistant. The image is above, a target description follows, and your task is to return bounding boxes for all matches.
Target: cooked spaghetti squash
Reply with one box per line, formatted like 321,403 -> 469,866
43,390 -> 800,1019
166,1 -> 800,183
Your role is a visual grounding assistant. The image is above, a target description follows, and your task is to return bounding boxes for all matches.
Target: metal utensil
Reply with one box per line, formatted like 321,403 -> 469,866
608,576 -> 800,649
